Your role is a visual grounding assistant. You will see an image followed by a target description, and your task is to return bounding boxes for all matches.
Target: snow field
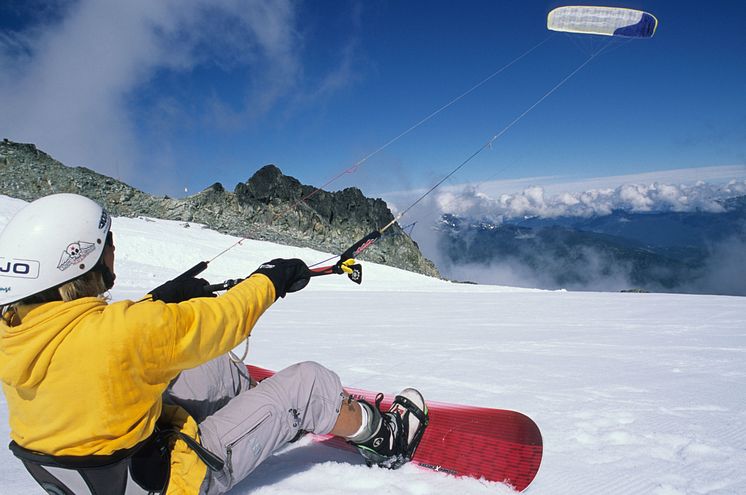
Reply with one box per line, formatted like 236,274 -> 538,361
1,195 -> 745,494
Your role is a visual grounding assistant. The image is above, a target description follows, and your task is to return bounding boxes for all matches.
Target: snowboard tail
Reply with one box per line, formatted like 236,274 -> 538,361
247,365 -> 542,491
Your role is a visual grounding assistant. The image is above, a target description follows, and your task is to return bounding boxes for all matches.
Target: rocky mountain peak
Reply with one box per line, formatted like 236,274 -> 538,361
235,164 -> 303,205
0,139 -> 440,278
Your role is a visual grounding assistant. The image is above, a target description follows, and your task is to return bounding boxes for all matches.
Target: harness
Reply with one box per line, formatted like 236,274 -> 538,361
9,428 -> 224,495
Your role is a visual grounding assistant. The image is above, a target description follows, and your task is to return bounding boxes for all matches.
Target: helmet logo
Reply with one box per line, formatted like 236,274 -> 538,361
0,259 -> 40,279
99,210 -> 110,230
57,241 -> 96,271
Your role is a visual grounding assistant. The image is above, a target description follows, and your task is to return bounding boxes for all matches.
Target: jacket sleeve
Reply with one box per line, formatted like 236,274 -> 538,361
115,273 -> 276,380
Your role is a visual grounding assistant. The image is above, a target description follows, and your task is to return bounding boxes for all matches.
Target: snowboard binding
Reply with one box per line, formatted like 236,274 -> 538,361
352,389 -> 429,469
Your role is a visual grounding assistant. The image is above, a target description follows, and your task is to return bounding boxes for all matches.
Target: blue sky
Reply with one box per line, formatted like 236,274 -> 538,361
1,0 -> 745,205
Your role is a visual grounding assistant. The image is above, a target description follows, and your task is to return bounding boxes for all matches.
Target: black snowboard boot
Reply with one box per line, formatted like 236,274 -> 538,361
350,389 -> 429,469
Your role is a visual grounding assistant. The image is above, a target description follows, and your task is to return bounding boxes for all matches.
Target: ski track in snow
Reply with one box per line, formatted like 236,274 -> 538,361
1,195 -> 746,494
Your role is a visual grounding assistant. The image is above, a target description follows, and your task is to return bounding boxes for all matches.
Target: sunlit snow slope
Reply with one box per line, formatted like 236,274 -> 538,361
1,195 -> 744,495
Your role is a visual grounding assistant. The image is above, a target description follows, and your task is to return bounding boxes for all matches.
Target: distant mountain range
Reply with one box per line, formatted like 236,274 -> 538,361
514,196 -> 746,255
436,198 -> 746,295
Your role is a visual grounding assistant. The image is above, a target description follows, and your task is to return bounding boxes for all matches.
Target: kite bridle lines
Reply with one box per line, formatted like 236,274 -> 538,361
205,35 -> 555,267
177,40 -> 604,287
165,33 -> 627,361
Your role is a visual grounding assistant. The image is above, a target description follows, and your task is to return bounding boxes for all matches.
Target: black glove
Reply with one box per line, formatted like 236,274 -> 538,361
251,258 -> 311,300
150,277 -> 216,303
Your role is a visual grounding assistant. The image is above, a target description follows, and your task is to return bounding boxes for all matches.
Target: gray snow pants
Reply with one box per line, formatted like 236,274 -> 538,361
164,356 -> 345,495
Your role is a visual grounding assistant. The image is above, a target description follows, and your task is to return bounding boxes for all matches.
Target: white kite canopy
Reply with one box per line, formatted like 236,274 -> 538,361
547,6 -> 658,38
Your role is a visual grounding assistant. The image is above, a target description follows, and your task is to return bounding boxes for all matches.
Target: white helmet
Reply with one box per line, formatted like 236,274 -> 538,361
0,193 -> 112,306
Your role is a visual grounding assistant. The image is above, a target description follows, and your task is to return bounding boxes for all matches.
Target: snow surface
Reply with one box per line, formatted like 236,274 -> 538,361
1,194 -> 745,495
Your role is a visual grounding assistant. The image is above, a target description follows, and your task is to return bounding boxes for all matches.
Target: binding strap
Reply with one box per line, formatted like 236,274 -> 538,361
392,394 -> 429,460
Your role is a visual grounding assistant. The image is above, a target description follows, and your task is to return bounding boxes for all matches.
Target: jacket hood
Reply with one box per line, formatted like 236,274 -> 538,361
0,298 -> 105,389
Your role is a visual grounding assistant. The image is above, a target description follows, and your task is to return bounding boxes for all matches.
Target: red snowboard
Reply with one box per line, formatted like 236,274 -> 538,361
248,365 -> 543,492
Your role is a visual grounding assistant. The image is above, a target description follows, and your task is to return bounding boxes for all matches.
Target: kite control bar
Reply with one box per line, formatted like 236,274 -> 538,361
202,259 -> 362,295
165,230 -> 377,296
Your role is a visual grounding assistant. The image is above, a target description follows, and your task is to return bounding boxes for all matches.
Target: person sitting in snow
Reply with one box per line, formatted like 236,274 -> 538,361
0,193 -> 427,494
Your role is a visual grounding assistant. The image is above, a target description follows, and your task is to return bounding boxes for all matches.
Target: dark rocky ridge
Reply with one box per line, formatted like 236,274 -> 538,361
0,139 -> 440,278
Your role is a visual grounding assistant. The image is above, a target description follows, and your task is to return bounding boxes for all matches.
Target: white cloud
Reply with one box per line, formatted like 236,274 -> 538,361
0,0 -> 301,183
425,178 -> 746,221
384,165 -> 746,202
383,163 -> 746,223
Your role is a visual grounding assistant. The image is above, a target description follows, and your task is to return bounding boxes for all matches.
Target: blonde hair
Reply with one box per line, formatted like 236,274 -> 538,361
57,270 -> 109,302
3,270 -> 109,325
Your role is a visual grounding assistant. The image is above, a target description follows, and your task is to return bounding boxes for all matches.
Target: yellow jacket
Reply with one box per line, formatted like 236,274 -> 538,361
0,274 -> 276,494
